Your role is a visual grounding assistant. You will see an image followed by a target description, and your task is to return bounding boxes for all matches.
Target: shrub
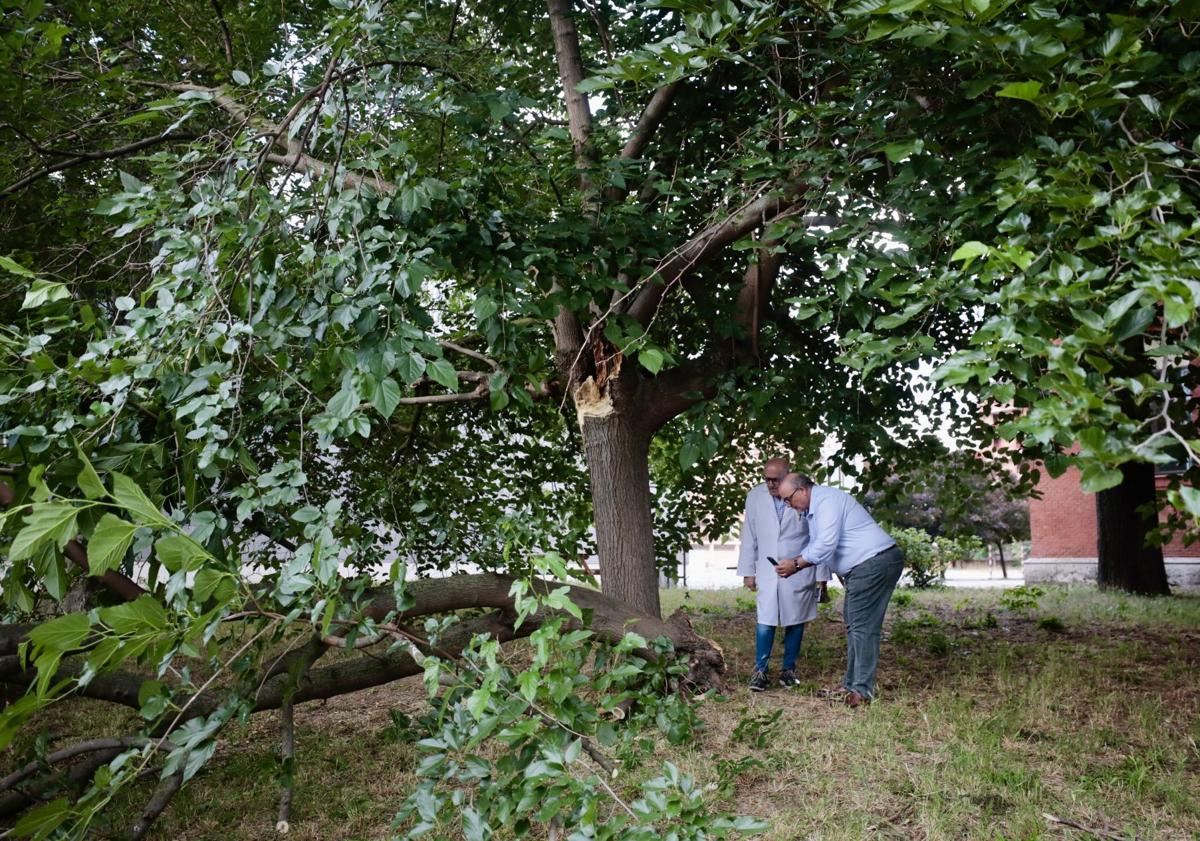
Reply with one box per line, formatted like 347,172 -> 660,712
893,528 -> 984,588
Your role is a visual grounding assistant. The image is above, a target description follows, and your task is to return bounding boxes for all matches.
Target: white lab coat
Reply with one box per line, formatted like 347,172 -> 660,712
736,484 -> 830,626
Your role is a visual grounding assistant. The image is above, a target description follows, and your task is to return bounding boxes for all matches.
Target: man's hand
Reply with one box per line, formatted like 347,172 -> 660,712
743,576 -> 756,591
777,558 -> 810,577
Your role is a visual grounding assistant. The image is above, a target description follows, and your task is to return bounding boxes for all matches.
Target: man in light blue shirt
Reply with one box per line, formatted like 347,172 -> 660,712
775,473 -> 904,707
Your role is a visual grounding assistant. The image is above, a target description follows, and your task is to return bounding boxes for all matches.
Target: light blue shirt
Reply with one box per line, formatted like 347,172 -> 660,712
802,484 -> 895,577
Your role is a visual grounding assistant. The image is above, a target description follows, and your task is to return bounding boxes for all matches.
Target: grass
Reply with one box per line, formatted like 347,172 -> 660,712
4,585 -> 1199,840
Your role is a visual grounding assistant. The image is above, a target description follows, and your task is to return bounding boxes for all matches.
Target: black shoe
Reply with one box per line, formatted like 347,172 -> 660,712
749,671 -> 769,692
778,670 -> 800,688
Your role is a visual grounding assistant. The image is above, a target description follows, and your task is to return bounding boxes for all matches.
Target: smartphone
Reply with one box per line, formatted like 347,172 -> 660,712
767,556 -> 778,566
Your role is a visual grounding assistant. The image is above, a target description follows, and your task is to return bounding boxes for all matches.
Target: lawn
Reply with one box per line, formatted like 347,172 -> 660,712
4,585 -> 1199,840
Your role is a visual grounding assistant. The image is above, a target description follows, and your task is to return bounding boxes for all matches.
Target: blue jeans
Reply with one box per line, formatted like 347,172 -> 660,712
840,545 -> 905,698
755,623 -> 805,673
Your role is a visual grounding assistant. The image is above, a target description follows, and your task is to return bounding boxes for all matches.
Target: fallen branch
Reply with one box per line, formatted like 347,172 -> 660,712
276,699 -> 295,834
128,771 -> 184,840
0,737 -> 150,794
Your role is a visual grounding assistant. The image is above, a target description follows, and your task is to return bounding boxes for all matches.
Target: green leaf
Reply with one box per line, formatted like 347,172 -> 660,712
638,346 -> 666,375
575,76 -> 610,93
864,20 -> 901,41
371,377 -> 403,419
1163,294 -> 1193,329
1103,289 -> 1143,326
231,69 -> 250,85
33,544 -> 68,600
1100,27 -> 1124,57
950,241 -> 990,263
112,473 -> 170,527
75,446 -> 106,500
10,504 -> 79,561
87,514 -> 138,575
678,441 -> 700,470
996,81 -> 1043,102
193,569 -> 234,605
155,534 -> 208,573
0,255 -> 39,279
27,613 -> 91,655
882,138 -> 923,162
21,279 -> 70,309
11,797 -> 72,839
1175,486 -> 1200,517
99,595 -> 168,634
426,358 -> 459,390
1079,463 -> 1123,493
326,385 -> 360,419
473,295 -> 500,322
396,352 -> 426,385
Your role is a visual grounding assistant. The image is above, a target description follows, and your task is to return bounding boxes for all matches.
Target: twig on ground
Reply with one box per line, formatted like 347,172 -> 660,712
1043,812 -> 1129,841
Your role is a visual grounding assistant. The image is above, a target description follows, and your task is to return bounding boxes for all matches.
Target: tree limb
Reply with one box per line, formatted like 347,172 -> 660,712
603,81 -> 682,203
625,187 -> 808,325
128,771 -> 183,840
0,737 -> 150,794
0,132 -> 199,197
1,574 -> 725,721
546,0 -> 595,186
209,0 -> 235,66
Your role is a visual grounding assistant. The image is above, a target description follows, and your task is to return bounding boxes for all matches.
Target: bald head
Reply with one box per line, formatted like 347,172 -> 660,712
763,457 -> 789,498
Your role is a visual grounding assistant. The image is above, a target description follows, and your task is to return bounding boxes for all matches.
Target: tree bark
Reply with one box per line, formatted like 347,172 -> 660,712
1095,461 -> 1170,595
996,542 -> 1008,579
573,374 -> 662,619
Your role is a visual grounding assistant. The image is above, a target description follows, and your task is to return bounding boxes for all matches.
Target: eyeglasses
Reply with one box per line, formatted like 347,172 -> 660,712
783,488 -> 801,503
764,476 -> 783,484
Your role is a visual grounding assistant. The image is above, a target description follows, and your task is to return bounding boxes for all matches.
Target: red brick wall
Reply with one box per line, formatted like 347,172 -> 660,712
1030,465 -> 1098,556
1029,468 -> 1200,558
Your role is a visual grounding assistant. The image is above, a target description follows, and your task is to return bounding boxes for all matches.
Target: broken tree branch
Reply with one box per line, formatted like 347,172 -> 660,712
0,132 -> 199,197
128,771 -> 184,840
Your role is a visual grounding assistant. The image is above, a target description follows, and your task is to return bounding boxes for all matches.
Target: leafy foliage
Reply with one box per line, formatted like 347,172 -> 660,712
893,527 -> 984,589
863,450 -> 1030,549
395,569 -> 763,839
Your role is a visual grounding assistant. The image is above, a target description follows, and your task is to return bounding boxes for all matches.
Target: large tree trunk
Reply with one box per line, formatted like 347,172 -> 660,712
1096,461 -> 1170,595
576,378 -> 661,619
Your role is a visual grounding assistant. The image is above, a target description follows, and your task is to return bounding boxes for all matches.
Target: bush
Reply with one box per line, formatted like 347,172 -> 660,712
893,528 -> 983,588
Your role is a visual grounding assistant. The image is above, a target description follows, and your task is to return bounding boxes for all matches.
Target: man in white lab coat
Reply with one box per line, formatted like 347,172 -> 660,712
737,457 -> 830,691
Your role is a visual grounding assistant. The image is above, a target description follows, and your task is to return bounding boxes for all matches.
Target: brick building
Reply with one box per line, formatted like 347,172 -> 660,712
1026,466 -> 1200,590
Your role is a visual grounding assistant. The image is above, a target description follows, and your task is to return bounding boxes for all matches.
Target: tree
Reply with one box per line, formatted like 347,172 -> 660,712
863,448 -> 1031,578
915,3 -> 1200,593
0,0 -> 974,832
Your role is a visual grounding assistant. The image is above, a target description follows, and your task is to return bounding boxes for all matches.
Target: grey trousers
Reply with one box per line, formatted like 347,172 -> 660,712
840,545 -> 905,698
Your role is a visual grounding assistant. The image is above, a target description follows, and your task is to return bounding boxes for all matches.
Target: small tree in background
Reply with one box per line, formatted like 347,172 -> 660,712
865,449 -> 1030,579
